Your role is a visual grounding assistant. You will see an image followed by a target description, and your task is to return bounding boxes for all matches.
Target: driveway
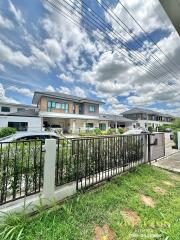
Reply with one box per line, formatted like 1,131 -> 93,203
153,151 -> 180,173
164,132 -> 178,156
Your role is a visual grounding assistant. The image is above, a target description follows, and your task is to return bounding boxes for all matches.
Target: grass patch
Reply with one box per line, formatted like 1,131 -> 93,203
1,165 -> 180,239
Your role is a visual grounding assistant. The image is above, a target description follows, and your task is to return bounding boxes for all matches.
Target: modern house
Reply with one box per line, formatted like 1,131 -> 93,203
122,108 -> 174,129
0,92 -> 135,134
0,102 -> 41,132
32,91 -> 133,133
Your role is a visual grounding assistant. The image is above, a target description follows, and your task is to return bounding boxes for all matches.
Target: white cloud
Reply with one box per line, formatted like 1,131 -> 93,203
59,86 -> 71,95
0,14 -> 14,29
7,86 -> 33,97
0,63 -> 5,72
0,40 -> 32,67
74,86 -> 86,98
0,83 -> 19,103
57,73 -> 74,83
8,0 -> 25,24
45,85 -> 55,92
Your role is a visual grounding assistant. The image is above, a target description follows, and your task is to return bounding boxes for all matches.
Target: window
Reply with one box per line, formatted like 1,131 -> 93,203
17,108 -> 25,112
88,105 -> 95,112
73,103 -> 75,114
56,103 -> 61,109
99,123 -> 106,131
86,123 -> 93,128
47,101 -> 69,113
8,122 -> 28,131
52,102 -> 56,108
1,106 -> 10,112
79,104 -> 83,114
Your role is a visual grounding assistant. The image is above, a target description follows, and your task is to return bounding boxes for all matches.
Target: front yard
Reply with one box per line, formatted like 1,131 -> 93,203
1,165 -> 180,240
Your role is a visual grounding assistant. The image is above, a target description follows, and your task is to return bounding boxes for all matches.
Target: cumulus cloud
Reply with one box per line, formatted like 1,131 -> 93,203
74,86 -> 86,98
57,73 -> 74,83
0,40 -> 32,67
59,86 -> 71,95
0,83 -> 19,103
7,86 -> 33,98
45,85 -> 55,92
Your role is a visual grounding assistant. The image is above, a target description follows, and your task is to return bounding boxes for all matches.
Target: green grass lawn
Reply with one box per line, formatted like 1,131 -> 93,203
1,165 -> 180,240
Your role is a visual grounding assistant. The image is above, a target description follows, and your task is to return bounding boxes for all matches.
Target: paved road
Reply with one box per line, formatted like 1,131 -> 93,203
153,151 -> 180,173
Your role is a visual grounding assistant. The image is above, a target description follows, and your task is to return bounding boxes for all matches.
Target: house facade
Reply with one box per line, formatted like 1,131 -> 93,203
0,92 -> 135,134
0,102 -> 41,132
122,108 -> 174,129
32,91 -> 133,134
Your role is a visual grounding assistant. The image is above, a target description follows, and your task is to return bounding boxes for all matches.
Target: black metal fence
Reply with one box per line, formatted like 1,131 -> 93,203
0,133 -> 165,205
73,135 -> 146,190
55,139 -> 76,186
0,140 -> 43,205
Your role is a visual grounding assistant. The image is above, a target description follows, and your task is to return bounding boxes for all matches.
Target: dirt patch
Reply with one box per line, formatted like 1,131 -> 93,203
140,194 -> 155,208
162,180 -> 175,187
170,175 -> 180,181
93,224 -> 115,240
120,209 -> 141,227
153,186 -> 167,195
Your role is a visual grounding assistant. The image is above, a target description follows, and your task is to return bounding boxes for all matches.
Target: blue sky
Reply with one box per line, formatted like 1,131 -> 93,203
0,0 -> 180,116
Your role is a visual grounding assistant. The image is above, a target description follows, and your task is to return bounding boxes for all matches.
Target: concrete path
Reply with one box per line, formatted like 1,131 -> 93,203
153,151 -> 180,173
164,133 -> 178,156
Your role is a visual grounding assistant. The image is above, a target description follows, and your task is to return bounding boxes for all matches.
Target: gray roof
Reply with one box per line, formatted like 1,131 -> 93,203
8,109 -> 39,117
99,114 -> 134,122
0,101 -> 36,108
122,108 -> 174,118
32,91 -> 104,105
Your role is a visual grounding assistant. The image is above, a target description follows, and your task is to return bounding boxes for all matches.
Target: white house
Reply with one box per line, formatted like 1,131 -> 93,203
0,102 -> 42,132
122,108 -> 174,129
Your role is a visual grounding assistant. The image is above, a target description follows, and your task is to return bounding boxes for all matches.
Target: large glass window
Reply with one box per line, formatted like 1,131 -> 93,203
99,123 -> 106,131
47,101 -> 69,112
17,108 -> 25,112
8,122 -> 28,131
86,123 -> 94,128
88,105 -> 95,112
1,106 -> 10,112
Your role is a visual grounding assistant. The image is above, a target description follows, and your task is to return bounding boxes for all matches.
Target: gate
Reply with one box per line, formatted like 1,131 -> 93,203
148,133 -> 165,161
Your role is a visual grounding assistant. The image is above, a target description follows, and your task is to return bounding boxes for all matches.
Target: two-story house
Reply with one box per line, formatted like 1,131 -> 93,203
122,108 -> 174,129
32,91 -> 106,133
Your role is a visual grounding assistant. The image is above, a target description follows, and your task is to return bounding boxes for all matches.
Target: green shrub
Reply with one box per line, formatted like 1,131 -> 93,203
148,126 -> 154,133
101,131 -> 108,135
94,128 -> 102,135
172,129 -> 180,148
118,127 -> 125,134
107,128 -> 116,135
0,127 -> 16,139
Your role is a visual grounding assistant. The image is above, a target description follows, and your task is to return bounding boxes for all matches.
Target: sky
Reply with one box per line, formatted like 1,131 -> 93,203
0,0 -> 180,116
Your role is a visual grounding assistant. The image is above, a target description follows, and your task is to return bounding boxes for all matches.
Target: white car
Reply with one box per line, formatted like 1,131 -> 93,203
123,128 -> 150,135
0,131 -> 59,143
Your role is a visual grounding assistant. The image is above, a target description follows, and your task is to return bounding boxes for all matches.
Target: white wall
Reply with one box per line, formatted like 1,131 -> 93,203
135,120 -> 172,129
0,116 -> 42,132
0,103 -> 36,115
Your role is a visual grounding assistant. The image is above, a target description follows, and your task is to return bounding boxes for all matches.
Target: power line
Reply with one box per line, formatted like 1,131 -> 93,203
52,1 -> 179,90
98,0 -> 180,81
115,0 -> 180,73
45,0 -> 180,101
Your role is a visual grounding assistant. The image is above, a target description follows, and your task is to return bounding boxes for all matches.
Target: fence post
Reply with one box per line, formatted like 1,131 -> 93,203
143,134 -> 148,162
43,139 -> 56,200
178,131 -> 180,150
147,134 -> 151,164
